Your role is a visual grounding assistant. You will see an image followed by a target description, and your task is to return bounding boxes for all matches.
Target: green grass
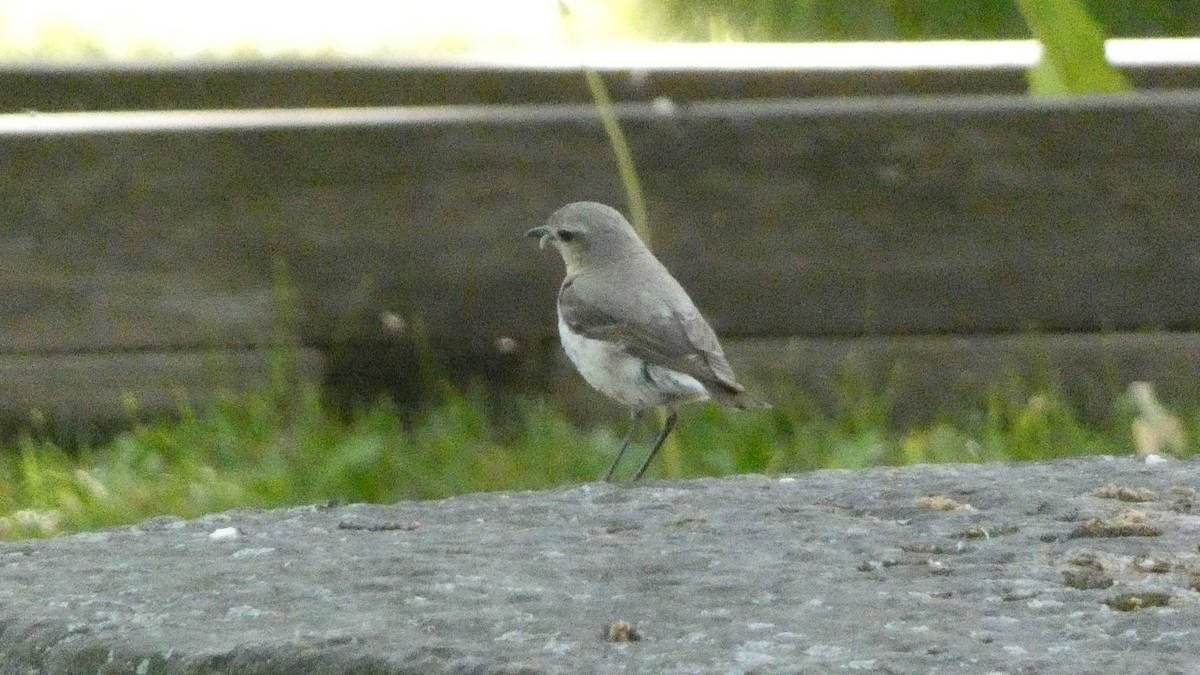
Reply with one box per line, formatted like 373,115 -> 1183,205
1,359 -> 1183,541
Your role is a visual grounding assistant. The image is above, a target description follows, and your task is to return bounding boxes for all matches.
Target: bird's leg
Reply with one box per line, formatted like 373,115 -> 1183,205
603,409 -> 644,482
632,410 -> 678,481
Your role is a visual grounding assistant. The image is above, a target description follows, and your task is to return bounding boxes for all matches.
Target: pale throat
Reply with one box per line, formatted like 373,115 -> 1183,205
558,247 -> 589,277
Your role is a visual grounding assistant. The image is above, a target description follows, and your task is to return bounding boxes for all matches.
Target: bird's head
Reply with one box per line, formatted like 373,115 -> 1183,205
525,202 -> 646,275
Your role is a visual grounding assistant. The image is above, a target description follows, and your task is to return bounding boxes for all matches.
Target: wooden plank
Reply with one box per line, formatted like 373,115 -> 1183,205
0,51 -> 1196,112
719,331 -> 1200,424
0,62 -> 1027,112
2,92 -> 1199,355
0,348 -> 324,427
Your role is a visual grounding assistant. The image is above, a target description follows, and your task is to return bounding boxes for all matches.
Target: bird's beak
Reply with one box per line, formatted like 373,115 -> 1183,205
525,226 -> 552,250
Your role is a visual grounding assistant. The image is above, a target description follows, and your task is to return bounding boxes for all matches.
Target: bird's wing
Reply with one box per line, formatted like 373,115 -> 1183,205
675,309 -> 741,390
558,276 -> 744,394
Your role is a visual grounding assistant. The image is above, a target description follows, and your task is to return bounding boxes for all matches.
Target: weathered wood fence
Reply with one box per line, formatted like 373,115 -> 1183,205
2,55 -> 1199,428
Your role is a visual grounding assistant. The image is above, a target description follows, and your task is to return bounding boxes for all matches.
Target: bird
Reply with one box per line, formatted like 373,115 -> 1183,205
526,201 -> 769,481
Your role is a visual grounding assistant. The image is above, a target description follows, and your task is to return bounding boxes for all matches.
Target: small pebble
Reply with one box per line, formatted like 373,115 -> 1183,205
603,620 -> 642,643
209,526 -> 241,542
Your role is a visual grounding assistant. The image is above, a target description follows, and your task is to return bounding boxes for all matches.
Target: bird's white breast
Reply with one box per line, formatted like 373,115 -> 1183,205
557,315 -> 709,410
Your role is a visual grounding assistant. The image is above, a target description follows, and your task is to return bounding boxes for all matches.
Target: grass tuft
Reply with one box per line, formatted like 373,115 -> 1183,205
0,366 -> 1188,540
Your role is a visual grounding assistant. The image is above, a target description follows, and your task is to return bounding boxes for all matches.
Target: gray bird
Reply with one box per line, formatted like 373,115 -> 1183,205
526,201 -> 769,481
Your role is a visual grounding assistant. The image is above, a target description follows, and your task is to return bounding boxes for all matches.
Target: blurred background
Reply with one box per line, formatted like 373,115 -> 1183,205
1,0 -> 1199,58
2,0 -> 1199,538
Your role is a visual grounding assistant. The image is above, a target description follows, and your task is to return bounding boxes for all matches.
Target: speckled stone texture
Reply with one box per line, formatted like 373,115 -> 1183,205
2,457 -> 1198,674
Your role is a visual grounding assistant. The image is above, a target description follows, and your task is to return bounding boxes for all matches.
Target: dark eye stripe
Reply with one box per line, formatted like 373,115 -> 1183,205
557,230 -> 575,242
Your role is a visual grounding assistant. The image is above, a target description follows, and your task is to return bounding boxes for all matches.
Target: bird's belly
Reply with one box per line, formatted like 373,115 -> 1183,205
558,317 -> 709,410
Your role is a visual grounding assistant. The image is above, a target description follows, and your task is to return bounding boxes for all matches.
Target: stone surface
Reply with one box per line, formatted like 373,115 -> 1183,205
2,457 -> 1199,674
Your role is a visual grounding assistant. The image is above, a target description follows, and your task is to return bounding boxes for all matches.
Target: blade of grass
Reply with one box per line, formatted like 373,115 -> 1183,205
557,0 -> 683,477
1016,0 -> 1134,95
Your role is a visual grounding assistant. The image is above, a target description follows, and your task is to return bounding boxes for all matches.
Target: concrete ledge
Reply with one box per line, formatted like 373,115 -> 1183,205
2,457 -> 1198,673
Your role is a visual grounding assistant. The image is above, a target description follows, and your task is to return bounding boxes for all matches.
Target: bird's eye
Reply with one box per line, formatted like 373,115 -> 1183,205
557,229 -> 575,242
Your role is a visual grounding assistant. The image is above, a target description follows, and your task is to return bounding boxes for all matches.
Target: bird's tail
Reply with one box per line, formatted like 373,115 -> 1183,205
716,389 -> 772,410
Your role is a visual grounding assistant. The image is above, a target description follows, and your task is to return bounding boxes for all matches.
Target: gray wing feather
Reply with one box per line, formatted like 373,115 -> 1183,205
558,276 -> 744,394
676,311 -> 741,389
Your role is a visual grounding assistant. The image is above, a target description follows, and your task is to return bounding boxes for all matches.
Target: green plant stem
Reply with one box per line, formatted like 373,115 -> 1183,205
558,1 -> 650,243
558,1 -> 676,475
579,68 -> 651,244
1015,0 -> 1134,95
